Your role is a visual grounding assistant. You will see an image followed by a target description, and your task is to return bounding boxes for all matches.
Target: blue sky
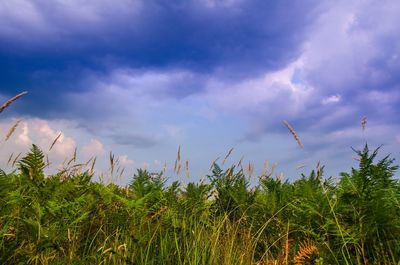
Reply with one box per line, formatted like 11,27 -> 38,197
1,0 -> 399,184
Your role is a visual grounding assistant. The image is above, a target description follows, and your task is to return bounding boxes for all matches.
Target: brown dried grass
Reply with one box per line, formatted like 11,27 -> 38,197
185,160 -> 190,178
11,152 -> 21,167
49,133 -> 62,151
222,147 -> 234,166
90,157 -> 97,176
283,120 -> 304,149
174,145 -> 181,174
361,116 -> 367,131
0,91 -> 28,114
5,119 -> 22,141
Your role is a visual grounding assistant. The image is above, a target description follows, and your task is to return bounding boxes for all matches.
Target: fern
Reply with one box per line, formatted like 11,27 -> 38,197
129,169 -> 165,198
18,144 -> 45,181
208,164 -> 255,221
338,144 -> 400,263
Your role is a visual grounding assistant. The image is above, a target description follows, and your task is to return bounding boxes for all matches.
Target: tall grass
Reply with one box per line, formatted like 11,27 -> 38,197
0,143 -> 399,264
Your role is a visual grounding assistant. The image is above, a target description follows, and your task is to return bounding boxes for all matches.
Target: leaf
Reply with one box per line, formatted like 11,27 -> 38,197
19,144 -> 45,180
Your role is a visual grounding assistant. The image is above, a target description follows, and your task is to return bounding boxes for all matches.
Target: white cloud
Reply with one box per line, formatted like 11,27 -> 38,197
0,118 -> 78,170
0,118 -> 76,156
30,119 -> 76,157
118,154 -> 134,168
200,0 -> 242,8
15,121 -> 31,147
322,95 -> 341,105
81,139 -> 105,159
201,58 -> 312,121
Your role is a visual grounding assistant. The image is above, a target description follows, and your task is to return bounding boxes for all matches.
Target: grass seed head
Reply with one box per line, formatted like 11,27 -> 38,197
49,132 -> 62,151
283,120 -> 304,149
0,91 -> 28,114
5,119 -> 22,141
361,116 -> 367,131
222,147 -> 234,166
185,160 -> 190,178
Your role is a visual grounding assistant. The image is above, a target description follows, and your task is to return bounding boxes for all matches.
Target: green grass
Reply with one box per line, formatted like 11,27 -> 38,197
0,144 -> 399,264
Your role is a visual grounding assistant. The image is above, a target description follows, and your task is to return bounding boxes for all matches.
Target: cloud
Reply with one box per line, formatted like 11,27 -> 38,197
111,133 -> 159,148
81,139 -> 105,159
14,121 -> 31,147
204,58 -> 310,114
118,155 -> 134,168
88,68 -> 207,100
0,1 -> 325,149
0,0 -> 320,110
301,1 -> 400,95
322,95 -> 341,105
0,118 -> 76,157
29,119 -> 76,157
193,0 -> 400,141
0,0 -> 143,45
4,1 -> 398,131
0,118 -> 77,170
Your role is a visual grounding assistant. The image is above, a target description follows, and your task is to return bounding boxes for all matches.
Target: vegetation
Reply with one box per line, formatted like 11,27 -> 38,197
0,143 -> 399,265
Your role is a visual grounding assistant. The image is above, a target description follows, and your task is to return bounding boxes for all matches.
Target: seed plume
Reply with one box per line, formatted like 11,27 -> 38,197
361,116 -> 367,131
0,91 -> 28,114
5,119 -> 22,141
49,133 -> 62,151
222,147 -> 234,166
283,120 -> 304,148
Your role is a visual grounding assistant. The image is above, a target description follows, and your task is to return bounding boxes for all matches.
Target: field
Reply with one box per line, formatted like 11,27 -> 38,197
0,142 -> 399,264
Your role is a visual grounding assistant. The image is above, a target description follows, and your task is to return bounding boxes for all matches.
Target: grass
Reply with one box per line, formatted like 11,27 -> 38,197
0,143 -> 399,264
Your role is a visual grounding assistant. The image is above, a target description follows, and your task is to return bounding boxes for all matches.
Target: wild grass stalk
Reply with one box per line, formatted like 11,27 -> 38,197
5,119 -> 22,141
0,91 -> 28,114
283,120 -> 304,148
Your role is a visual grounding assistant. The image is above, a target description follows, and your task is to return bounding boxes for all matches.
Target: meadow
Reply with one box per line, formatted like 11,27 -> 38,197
0,93 -> 399,264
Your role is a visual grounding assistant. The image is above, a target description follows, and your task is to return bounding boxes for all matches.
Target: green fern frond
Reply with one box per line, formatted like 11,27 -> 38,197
18,144 -> 45,180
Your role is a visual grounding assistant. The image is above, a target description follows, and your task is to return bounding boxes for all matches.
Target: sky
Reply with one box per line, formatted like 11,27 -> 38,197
0,0 -> 399,184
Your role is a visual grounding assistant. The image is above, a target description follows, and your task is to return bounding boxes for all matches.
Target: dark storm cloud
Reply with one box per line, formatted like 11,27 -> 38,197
1,0 -> 318,70
0,0 -> 320,117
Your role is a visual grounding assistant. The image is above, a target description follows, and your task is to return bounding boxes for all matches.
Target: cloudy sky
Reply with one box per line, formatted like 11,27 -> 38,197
1,0 -> 399,184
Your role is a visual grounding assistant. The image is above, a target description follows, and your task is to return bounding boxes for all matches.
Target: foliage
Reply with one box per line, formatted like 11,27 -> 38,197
0,144 -> 399,264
